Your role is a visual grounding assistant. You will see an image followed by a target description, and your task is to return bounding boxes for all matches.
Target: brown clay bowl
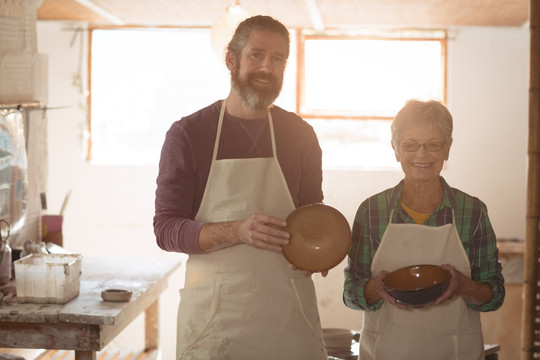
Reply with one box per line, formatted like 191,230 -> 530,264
382,264 -> 450,307
282,203 -> 351,272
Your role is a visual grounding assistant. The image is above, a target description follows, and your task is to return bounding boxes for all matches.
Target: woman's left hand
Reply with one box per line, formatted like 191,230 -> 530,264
434,264 -> 462,305
434,263 -> 493,306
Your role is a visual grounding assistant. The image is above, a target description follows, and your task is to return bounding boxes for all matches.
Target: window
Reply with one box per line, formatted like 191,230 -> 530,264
89,27 -> 296,165
89,27 -> 446,169
297,30 -> 446,169
299,32 -> 446,118
89,28 -> 231,165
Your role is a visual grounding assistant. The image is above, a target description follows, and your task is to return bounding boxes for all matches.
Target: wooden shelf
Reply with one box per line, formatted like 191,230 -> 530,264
497,239 -> 525,256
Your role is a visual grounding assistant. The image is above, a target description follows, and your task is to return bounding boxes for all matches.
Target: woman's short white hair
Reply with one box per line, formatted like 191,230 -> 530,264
391,99 -> 453,148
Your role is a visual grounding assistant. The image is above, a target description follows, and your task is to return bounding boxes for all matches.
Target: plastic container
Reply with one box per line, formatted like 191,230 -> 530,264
14,253 -> 82,304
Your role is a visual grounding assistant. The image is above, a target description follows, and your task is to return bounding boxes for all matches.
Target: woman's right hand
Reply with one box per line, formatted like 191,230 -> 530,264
366,270 -> 408,310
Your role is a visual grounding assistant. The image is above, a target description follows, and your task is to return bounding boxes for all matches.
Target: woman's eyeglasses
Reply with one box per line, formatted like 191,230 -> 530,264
400,141 -> 445,152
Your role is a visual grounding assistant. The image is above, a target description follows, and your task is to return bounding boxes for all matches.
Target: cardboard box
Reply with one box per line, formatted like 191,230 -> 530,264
14,253 -> 82,304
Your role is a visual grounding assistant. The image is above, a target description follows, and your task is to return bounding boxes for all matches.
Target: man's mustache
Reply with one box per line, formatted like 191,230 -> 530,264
249,71 -> 278,84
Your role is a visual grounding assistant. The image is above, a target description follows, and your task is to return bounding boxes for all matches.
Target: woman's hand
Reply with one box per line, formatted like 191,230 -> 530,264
365,270 -> 408,310
434,264 -> 493,306
434,264 -> 461,305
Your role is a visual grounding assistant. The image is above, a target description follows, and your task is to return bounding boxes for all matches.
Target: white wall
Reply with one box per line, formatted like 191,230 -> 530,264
37,22 -> 529,359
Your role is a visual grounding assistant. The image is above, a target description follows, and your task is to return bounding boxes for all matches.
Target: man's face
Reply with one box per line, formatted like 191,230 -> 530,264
230,30 -> 288,111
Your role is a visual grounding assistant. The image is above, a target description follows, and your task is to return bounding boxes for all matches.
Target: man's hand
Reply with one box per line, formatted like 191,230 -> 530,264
288,263 -> 329,277
199,213 -> 290,253
235,213 -> 290,252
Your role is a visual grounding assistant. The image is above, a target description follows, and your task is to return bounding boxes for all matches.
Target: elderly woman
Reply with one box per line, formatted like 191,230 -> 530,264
343,99 -> 505,360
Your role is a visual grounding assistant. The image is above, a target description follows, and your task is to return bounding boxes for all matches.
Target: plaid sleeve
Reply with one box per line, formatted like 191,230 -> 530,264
468,201 -> 505,312
343,193 -> 388,311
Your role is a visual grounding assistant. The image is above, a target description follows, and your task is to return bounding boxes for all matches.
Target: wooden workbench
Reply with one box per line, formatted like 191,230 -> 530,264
0,257 -> 182,360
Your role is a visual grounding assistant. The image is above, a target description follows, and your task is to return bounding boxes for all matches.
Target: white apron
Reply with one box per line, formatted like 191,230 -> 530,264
176,100 -> 326,360
359,210 -> 484,360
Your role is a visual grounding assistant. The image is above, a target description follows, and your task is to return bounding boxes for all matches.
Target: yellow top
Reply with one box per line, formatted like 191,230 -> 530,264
401,201 -> 431,224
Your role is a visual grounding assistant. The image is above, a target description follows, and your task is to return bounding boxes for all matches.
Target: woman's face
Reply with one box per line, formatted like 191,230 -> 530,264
393,125 -> 451,185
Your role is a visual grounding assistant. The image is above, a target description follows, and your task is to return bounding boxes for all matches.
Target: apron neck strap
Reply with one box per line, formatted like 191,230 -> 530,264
389,205 -> 456,226
213,100 -> 277,160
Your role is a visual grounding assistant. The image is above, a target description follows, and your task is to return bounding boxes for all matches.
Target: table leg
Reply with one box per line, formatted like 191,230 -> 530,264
145,299 -> 159,351
74,350 -> 96,360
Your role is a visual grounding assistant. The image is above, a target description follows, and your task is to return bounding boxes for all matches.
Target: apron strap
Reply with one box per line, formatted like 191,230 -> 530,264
211,100 -> 227,161
214,100 -> 276,161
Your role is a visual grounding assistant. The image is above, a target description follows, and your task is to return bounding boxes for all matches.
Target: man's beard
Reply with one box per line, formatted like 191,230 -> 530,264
231,67 -> 283,111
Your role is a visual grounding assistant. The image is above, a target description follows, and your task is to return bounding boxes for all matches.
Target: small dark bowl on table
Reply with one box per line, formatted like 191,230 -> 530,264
382,264 -> 450,307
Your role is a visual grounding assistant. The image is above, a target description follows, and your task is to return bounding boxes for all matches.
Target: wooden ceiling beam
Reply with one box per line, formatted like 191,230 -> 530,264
304,0 -> 324,31
36,0 -> 529,27
72,0 -> 124,25
37,0 -> 110,23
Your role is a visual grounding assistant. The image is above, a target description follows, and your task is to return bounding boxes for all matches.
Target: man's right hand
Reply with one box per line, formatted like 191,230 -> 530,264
198,213 -> 290,253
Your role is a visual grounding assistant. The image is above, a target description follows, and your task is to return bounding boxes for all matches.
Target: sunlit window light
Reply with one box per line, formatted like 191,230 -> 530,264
89,28 -> 445,170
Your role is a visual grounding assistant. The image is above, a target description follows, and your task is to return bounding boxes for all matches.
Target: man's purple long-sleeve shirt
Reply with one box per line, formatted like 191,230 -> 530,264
153,101 -> 324,254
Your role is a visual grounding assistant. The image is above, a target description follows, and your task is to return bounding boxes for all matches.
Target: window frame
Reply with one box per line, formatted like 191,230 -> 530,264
295,29 -> 447,120
86,27 -> 448,165
86,25 -> 219,163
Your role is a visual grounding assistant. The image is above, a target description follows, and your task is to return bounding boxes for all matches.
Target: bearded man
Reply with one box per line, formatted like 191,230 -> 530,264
153,15 -> 327,360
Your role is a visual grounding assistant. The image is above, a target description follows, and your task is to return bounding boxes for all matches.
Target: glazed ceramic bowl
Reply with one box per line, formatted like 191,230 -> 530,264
282,203 -> 351,272
382,264 -> 450,307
